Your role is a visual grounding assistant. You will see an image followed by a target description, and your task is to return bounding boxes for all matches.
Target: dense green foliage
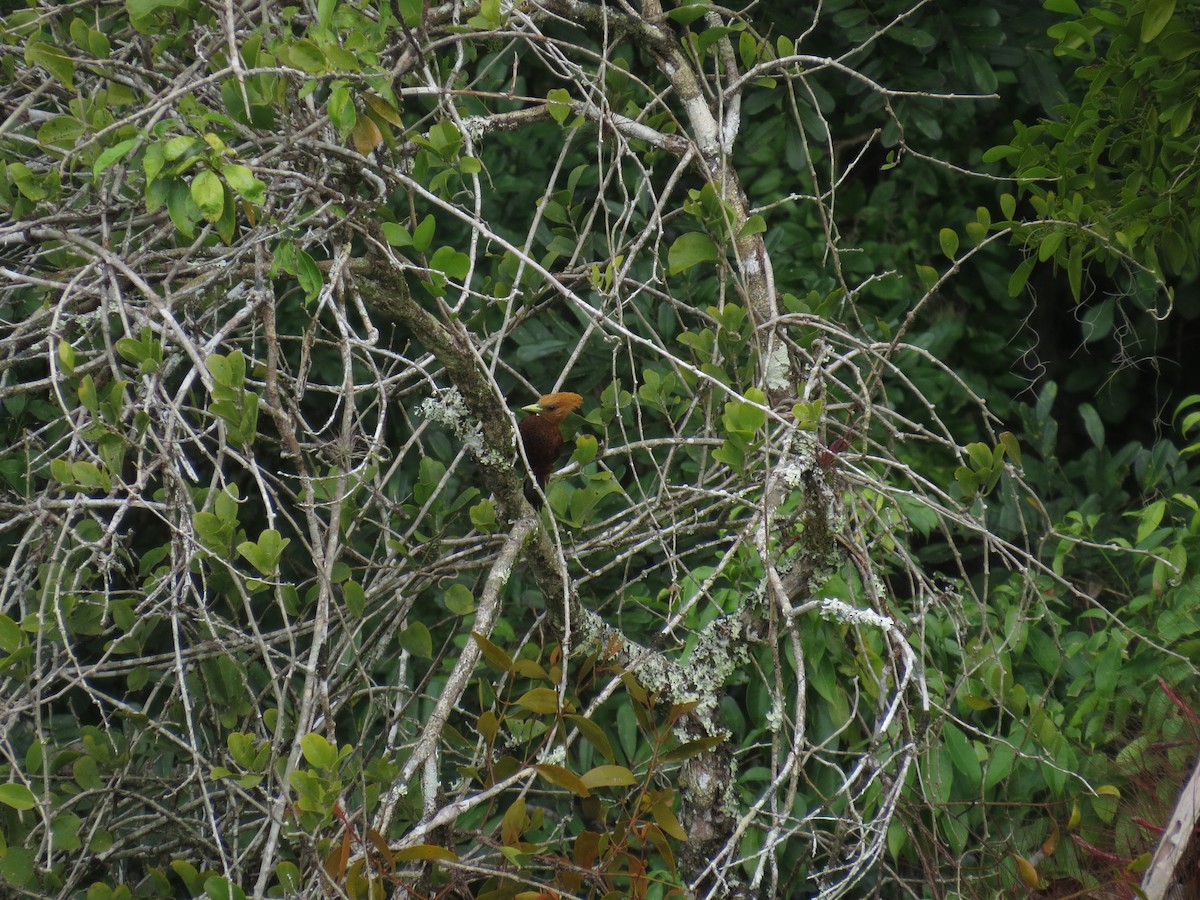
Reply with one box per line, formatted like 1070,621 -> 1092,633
0,0 -> 1197,898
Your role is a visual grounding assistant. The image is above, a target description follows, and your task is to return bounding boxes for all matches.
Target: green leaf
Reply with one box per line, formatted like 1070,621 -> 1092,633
381,222 -> 413,247
398,622 -> 433,658
546,88 -> 571,125
0,783 -> 37,811
8,162 -> 47,201
652,800 -> 688,840
1037,229 -> 1064,262
998,432 -> 1021,466
581,765 -> 637,789
191,169 -> 225,222
166,180 -> 200,237
221,164 -> 266,204
469,499 -> 497,532
942,722 -> 981,787
163,135 -> 200,163
429,246 -> 470,282
327,83 -> 355,137
1078,402 -> 1104,449
73,756 -> 103,790
285,39 -> 326,73
1080,298 -> 1113,343
471,631 -> 513,671
1136,500 -> 1166,546
938,227 -> 959,260
444,583 -> 475,615
38,115 -> 85,150
52,812 -> 82,851
26,40 -> 75,89
1043,0 -> 1082,13
738,214 -> 767,238
662,733 -> 727,763
237,529 -> 289,575
1007,257 -> 1035,297
342,580 -> 365,617
1066,240 -> 1083,301
467,0 -> 501,27
412,214 -> 436,252
202,876 -> 248,900
300,733 -> 338,770
1141,0 -> 1176,42
887,26 -> 937,51
915,265 -> 939,290
0,613 -> 23,654
516,687 -> 560,715
393,844 -> 458,862
667,0 -> 708,26
668,232 -> 719,274
566,714 -> 615,763
93,138 -> 138,180
534,764 -> 589,796
296,250 -> 323,300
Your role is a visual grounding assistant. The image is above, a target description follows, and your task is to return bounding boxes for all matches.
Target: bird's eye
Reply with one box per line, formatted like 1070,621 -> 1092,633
544,404 -> 557,411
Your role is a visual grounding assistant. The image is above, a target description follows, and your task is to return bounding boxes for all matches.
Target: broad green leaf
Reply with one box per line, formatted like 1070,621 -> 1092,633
300,733 -> 338,770
191,169 -> 224,222
916,264 -> 939,289
393,844 -> 458,862
1007,257 -> 1035,297
471,631 -> 513,671
501,796 -> 527,845
8,163 -> 47,201
38,116 -> 85,150
942,722 -> 981,787
26,41 -> 75,89
296,250 -> 323,300
516,687 -> 559,715
342,580 -> 365,617
652,800 -> 688,840
0,783 -> 37,811
1141,0 -> 1176,42
285,39 -> 326,73
202,876 -> 248,900
567,714 -> 615,762
166,180 -> 200,237
0,613 -> 23,653
1043,0 -> 1082,13
398,622 -> 432,658
662,733 -> 726,763
412,214 -> 436,252
534,764 -> 589,796
738,214 -> 767,238
221,164 -> 266,204
327,83 -> 355,137
93,138 -> 138,180
381,222 -> 413,247
668,232 -> 718,274
429,246 -> 470,281
938,228 -> 959,260
547,88 -> 571,125
1078,402 -> 1104,449
444,583 -> 475,615
580,764 -> 637,789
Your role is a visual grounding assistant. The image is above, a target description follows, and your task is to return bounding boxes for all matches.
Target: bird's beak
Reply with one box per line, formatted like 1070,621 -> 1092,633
521,402 -> 543,413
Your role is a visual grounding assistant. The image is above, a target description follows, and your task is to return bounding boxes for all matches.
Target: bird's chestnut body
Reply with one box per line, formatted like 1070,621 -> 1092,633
518,392 -> 583,507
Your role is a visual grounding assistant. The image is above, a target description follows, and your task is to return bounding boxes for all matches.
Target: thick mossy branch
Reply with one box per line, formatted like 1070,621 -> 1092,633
356,263 -> 526,515
354,259 -> 585,615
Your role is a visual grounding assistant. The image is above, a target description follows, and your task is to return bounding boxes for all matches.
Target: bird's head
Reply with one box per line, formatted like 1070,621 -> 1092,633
522,392 -> 583,424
